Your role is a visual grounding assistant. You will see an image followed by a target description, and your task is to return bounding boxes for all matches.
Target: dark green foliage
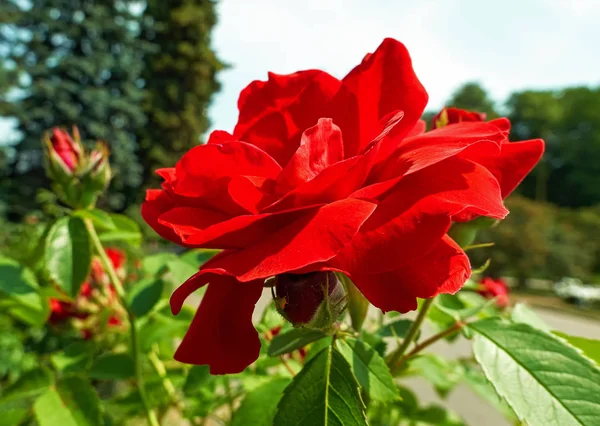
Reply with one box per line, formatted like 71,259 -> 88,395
138,0 -> 224,184
471,195 -> 600,283
447,82 -> 499,119
1,0 -> 148,213
509,87 -> 600,207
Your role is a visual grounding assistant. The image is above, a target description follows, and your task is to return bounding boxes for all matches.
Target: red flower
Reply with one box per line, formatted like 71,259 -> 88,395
478,277 -> 509,307
49,128 -> 81,172
107,315 -> 122,327
142,38 -> 544,374
432,107 -> 486,129
49,298 -> 74,323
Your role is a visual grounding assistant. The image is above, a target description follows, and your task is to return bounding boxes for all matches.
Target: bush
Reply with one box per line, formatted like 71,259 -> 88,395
471,195 -> 600,284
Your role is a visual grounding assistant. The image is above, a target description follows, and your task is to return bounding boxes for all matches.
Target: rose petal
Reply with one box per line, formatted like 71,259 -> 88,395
161,204 -> 320,249
339,38 -> 428,156
200,198 -> 378,282
350,236 -> 470,313
460,139 -> 544,198
370,121 -> 505,186
276,118 -> 344,193
234,70 -> 342,164
173,274 -> 263,374
141,189 -> 181,243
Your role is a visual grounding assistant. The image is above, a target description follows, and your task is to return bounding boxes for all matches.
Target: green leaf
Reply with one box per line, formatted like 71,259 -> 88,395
184,365 -> 213,394
179,249 -> 219,267
0,398 -> 32,426
127,278 -> 164,317
0,367 -> 54,426
273,345 -> 368,426
377,319 -> 413,338
99,214 -> 141,247
406,354 -> 463,398
0,256 -> 49,326
45,217 -> 92,297
74,209 -> 116,231
471,319 -> 600,426
336,337 -> 399,402
1,367 -> 54,401
338,273 -> 369,331
511,303 -> 550,332
554,332 -> 600,367
165,259 -> 198,286
460,361 -> 517,422
268,328 -> 326,357
141,253 -> 178,276
51,341 -> 93,373
34,377 -> 102,426
304,336 -> 333,363
90,353 -> 135,380
232,377 -> 291,426
138,313 -> 188,351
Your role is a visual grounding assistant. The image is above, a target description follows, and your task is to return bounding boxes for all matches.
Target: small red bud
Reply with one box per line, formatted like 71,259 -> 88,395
274,271 -> 345,329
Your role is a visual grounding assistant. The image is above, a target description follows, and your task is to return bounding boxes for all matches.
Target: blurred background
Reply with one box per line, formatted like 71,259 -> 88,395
1,1 -> 600,316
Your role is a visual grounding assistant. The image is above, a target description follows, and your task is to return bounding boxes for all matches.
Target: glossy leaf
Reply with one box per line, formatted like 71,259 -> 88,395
376,318 -> 413,338
511,303 -> 550,332
90,353 -> 135,380
45,217 -> 92,297
274,345 -> 367,426
127,278 -> 164,318
336,337 -> 399,402
232,377 -> 291,426
460,361 -> 517,422
99,213 -> 142,247
471,319 -> 600,426
34,377 -> 101,426
51,342 -> 93,373
268,328 -> 326,357
554,332 -> 600,367
0,256 -> 48,326
407,354 -> 463,398
74,209 -> 116,231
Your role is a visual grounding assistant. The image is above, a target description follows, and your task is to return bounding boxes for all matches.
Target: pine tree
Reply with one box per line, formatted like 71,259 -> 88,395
1,0 -> 148,213
138,0 -> 224,182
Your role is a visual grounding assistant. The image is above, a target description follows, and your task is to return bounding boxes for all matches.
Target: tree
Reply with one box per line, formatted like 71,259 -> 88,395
138,0 -> 224,184
0,0 -> 148,215
508,87 -> 600,207
447,82 -> 499,118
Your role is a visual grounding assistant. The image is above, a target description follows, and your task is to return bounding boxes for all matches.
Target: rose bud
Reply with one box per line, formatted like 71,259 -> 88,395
83,142 -> 112,191
273,271 -> 346,330
478,277 -> 509,308
43,127 -> 83,182
432,107 -> 486,129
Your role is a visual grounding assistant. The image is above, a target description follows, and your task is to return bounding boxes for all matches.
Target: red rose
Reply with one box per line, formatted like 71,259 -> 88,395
49,128 -> 81,172
142,38 -> 544,374
432,107 -> 486,129
478,277 -> 509,307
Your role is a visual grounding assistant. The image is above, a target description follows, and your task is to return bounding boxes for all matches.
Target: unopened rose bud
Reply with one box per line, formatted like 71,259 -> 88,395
84,142 -> 112,191
44,127 -> 83,182
273,271 -> 346,330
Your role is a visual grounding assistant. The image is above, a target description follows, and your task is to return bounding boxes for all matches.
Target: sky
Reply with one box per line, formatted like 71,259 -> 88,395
2,0 -> 600,141
208,0 -> 600,133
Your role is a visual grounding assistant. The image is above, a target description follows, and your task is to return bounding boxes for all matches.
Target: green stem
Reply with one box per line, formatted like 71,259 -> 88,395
385,298 -> 434,372
390,321 -> 464,373
84,219 -> 160,426
224,377 -> 235,423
